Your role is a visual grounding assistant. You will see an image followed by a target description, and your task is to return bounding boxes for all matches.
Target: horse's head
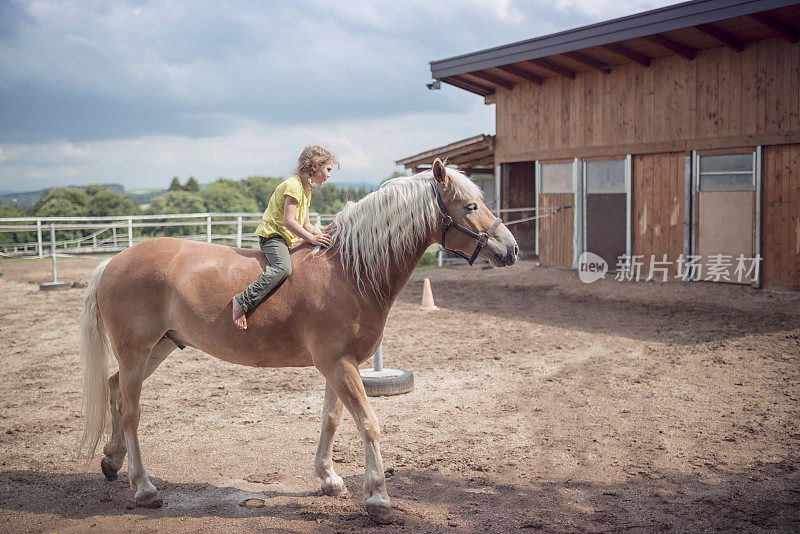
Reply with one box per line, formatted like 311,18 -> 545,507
431,159 -> 518,267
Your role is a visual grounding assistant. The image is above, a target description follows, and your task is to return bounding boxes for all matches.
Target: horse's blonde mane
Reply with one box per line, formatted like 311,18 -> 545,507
326,167 -> 482,304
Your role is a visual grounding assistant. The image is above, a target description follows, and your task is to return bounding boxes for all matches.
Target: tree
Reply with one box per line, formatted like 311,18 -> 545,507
200,180 -> 259,213
168,176 -> 184,192
0,205 -> 30,245
84,185 -> 140,217
310,184 -> 373,214
147,191 -> 206,215
0,205 -> 24,218
239,175 -> 282,208
146,191 -> 207,236
26,186 -> 142,242
28,187 -> 89,218
26,188 -> 90,241
184,176 -> 200,192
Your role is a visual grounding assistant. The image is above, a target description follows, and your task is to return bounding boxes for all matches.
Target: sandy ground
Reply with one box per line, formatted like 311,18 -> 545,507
0,255 -> 798,533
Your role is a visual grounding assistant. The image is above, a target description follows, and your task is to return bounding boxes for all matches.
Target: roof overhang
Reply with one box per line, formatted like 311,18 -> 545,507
430,0 -> 800,97
396,134 -> 495,174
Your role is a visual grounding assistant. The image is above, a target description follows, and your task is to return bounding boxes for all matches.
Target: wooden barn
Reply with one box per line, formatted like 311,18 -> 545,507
417,0 -> 800,289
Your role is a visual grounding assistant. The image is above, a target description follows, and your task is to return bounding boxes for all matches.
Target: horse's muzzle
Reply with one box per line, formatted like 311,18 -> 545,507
504,243 -> 519,266
508,244 -> 519,265
487,242 -> 518,267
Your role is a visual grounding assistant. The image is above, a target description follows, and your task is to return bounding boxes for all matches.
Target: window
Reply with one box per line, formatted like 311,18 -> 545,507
540,162 -> 573,194
698,153 -> 754,191
585,160 -> 626,193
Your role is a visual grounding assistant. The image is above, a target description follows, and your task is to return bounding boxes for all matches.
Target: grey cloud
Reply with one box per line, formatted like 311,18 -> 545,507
0,0 -> 674,191
1,1 -> 586,144
0,1 -> 37,42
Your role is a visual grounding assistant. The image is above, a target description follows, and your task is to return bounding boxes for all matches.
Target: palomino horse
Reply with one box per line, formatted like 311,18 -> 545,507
80,159 -> 518,521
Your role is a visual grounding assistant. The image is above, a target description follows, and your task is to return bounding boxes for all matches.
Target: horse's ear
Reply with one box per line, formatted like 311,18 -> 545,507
432,159 -> 449,188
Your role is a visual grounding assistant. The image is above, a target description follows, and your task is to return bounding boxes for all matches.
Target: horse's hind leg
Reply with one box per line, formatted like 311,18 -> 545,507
101,337 -> 175,482
314,381 -> 347,496
101,371 -> 126,480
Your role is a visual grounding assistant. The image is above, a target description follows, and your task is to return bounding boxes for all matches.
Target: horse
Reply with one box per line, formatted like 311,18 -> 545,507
79,159 -> 518,521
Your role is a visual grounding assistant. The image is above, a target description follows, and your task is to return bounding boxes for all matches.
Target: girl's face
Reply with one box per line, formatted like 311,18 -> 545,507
310,160 -> 333,186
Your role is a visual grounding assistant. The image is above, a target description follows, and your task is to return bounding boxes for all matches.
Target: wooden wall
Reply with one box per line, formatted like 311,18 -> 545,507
501,162 -> 536,254
632,152 -> 684,276
762,143 -> 800,289
496,38 -> 800,161
493,38 -> 799,288
538,194 -> 573,268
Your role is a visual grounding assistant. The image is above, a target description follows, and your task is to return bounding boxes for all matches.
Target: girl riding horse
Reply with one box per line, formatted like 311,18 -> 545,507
232,145 -> 335,329
79,159 -> 518,521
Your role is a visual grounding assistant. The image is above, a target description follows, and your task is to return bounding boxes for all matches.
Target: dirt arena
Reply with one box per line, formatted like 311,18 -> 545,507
0,255 -> 798,533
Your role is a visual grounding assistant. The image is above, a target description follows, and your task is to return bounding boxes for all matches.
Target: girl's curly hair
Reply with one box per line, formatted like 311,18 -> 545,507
295,145 -> 338,178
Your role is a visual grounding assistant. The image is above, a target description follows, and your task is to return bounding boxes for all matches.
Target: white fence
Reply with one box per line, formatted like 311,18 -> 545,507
0,208 -> 534,265
0,212 -> 335,258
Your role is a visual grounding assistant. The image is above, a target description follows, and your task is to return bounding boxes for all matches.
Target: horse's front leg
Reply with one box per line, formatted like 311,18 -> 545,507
314,381 -> 347,496
322,360 -> 391,522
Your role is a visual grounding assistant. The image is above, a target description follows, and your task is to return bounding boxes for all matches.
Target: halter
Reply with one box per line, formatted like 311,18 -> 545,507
430,180 -> 503,266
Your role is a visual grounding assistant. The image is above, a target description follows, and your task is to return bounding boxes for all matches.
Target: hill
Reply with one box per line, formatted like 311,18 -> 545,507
0,183 -> 126,210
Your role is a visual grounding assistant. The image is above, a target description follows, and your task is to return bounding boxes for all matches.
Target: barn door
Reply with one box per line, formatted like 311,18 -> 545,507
536,160 -> 574,268
500,162 -> 537,255
583,159 -> 630,270
694,151 -> 758,284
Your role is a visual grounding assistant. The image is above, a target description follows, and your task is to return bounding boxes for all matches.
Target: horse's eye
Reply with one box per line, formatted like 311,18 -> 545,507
465,203 -> 478,212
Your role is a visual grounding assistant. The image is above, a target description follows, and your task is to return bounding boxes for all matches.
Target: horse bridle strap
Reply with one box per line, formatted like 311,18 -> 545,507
430,180 -> 503,266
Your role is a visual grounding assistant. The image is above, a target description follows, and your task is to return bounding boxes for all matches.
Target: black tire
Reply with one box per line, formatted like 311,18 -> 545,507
361,369 -> 414,397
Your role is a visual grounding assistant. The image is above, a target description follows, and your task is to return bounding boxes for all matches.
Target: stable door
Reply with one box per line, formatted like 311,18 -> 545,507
694,151 -> 758,284
584,159 -> 629,270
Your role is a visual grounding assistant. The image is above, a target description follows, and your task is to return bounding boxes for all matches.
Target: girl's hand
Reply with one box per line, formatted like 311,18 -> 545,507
309,233 -> 332,247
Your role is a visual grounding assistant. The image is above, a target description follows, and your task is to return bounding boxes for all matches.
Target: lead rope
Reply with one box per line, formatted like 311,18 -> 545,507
503,205 -> 573,226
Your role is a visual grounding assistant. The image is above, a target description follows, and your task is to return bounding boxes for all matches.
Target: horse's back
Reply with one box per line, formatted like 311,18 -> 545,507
105,237 -> 267,287
96,237 -> 370,367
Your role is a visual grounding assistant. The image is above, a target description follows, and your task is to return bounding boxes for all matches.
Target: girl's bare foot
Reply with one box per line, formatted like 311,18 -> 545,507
232,298 -> 247,329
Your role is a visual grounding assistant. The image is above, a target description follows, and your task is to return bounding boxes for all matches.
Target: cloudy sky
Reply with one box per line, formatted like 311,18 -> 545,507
0,0 -> 675,192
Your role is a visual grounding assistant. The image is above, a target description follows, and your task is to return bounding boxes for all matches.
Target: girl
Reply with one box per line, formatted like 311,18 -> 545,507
232,145 -> 335,329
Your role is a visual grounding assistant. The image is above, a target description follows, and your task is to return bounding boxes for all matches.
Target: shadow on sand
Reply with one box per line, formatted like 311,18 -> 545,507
1,463 -> 798,531
397,269 -> 800,346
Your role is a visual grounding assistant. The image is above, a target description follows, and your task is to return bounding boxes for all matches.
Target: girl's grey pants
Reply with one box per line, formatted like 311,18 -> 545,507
235,235 -> 291,313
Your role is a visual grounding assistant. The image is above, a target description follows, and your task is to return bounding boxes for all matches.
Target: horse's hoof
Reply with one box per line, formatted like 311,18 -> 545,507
135,490 -> 163,508
100,458 -> 118,481
322,480 -> 348,497
366,498 -> 393,524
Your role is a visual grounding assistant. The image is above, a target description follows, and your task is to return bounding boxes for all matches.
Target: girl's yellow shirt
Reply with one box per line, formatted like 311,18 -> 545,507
254,176 -> 310,247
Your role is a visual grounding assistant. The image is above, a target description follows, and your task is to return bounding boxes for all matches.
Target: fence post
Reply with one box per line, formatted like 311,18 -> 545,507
37,219 -> 43,258
206,215 -> 212,243
315,212 -> 322,226
127,218 -> 133,248
50,224 -> 58,282
236,216 -> 242,248
93,233 -> 97,248
438,246 -> 443,267
112,225 -> 117,247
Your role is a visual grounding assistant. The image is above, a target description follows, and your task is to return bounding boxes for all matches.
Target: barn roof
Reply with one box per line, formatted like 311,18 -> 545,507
430,0 -> 800,99
395,134 -> 495,174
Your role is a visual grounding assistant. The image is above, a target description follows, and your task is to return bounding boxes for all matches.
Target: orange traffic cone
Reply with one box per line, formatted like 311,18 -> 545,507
420,277 -> 439,311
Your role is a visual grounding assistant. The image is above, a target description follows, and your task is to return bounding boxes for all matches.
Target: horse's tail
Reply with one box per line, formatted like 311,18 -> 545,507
78,258 -> 112,458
